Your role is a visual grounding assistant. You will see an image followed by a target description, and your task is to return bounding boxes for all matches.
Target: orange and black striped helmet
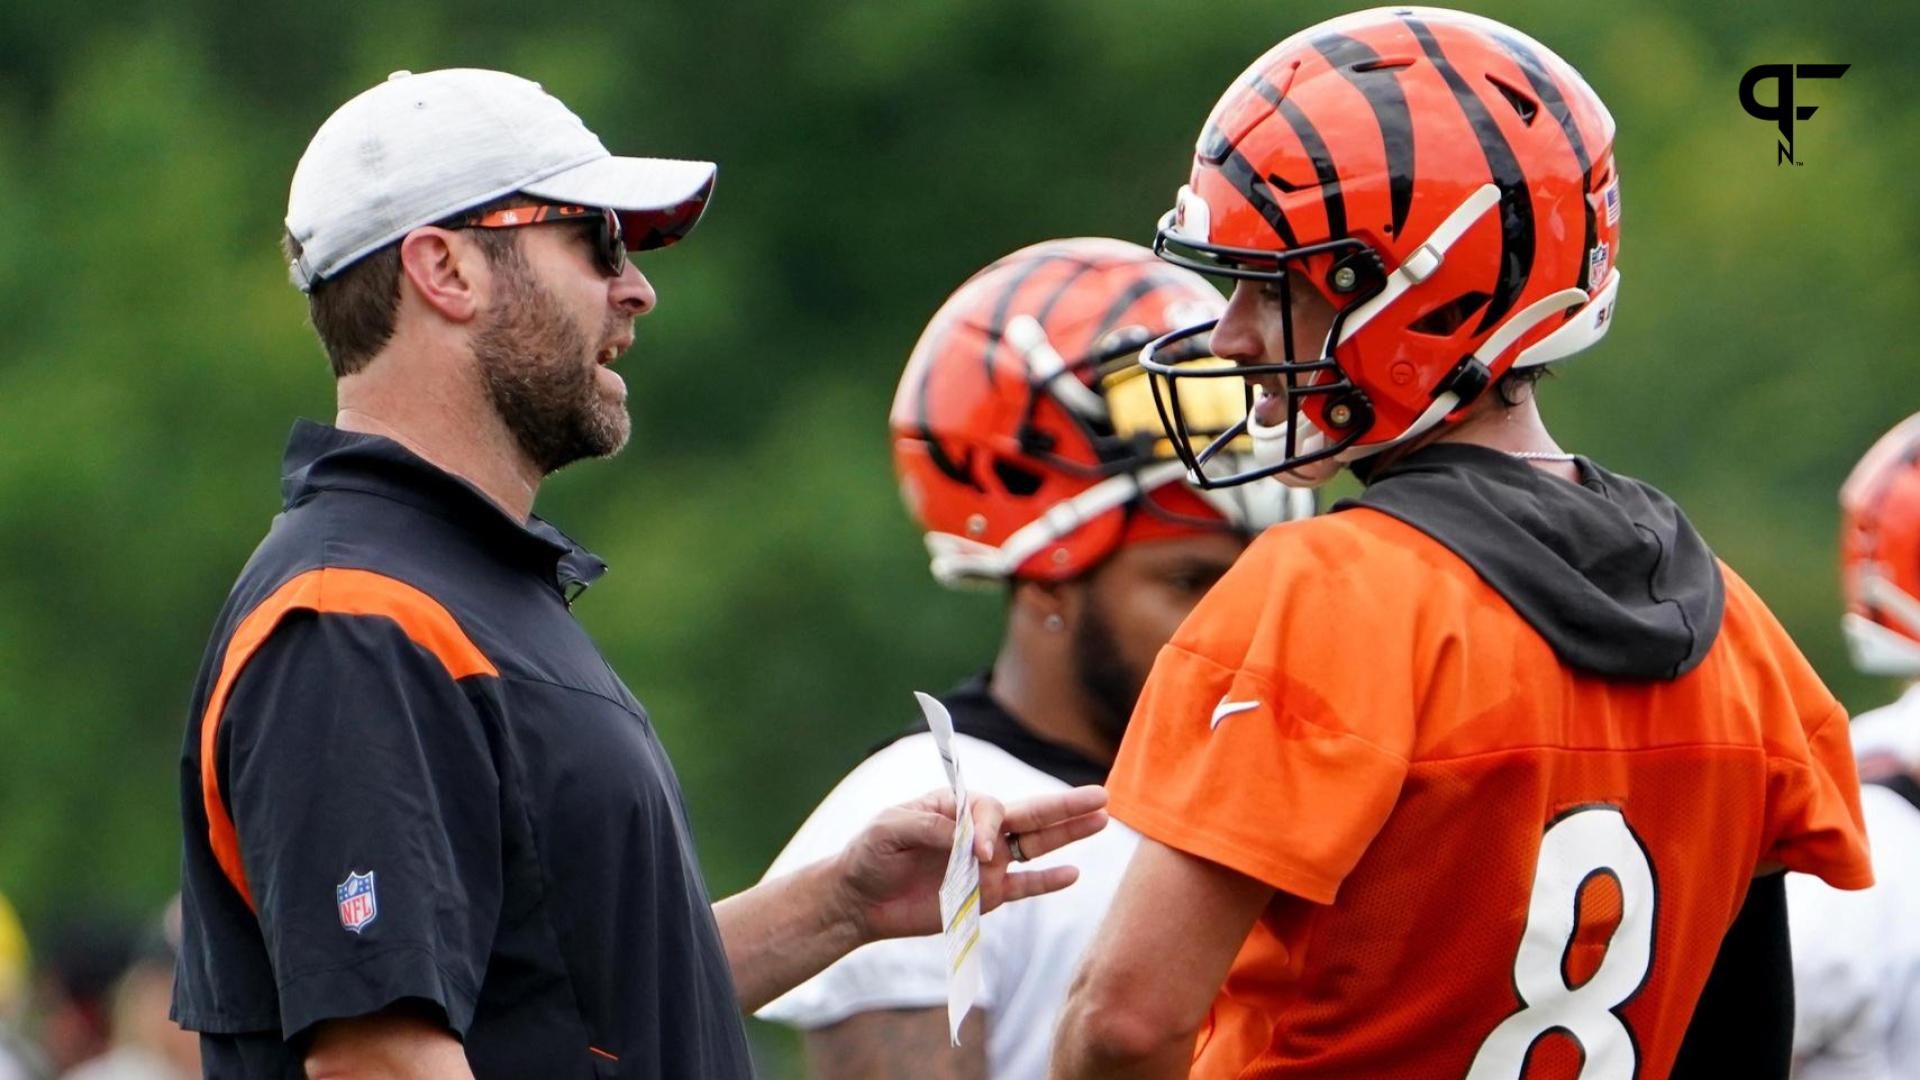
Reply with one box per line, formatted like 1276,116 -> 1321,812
1841,414 -> 1920,676
890,238 -> 1312,588
1142,6 -> 1623,486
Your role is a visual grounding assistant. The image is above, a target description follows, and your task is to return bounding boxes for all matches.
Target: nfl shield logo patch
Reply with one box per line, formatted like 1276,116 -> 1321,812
336,871 -> 378,933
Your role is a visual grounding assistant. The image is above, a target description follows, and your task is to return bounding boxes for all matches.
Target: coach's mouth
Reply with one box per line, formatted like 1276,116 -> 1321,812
597,338 -> 632,366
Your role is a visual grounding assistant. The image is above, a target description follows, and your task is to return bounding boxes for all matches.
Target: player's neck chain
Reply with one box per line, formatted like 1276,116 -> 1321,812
1508,451 -> 1579,462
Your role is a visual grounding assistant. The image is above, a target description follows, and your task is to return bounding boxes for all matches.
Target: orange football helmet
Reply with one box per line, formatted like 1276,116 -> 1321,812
891,238 -> 1312,588
1142,6 -> 1623,485
1841,414 -> 1920,676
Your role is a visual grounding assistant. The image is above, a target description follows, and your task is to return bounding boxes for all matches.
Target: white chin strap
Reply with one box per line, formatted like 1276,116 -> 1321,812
926,461 -> 1184,588
925,457 -> 1310,588
1844,614 -> 1920,677
1005,314 -> 1108,419
1337,183 -> 1503,345
1845,572 -> 1920,676
1299,183 -> 1625,461
1343,278 -> 1613,461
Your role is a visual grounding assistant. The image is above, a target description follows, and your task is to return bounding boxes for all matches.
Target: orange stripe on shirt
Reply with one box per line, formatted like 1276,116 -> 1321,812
199,567 -> 498,911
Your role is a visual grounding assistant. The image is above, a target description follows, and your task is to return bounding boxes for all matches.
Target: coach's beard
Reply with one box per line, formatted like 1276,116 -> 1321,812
475,261 -> 633,476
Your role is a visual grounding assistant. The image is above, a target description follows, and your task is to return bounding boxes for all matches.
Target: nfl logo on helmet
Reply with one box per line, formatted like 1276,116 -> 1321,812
336,871 -> 378,933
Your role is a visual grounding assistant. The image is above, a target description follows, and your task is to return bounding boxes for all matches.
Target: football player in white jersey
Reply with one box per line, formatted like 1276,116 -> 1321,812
754,238 -> 1309,1078
1790,412 -> 1920,1078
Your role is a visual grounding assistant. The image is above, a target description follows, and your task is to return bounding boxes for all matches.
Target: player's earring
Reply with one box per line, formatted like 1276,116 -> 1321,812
1044,613 -> 1064,633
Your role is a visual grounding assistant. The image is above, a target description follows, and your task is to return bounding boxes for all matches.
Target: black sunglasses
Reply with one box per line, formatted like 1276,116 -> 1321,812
453,202 -> 627,277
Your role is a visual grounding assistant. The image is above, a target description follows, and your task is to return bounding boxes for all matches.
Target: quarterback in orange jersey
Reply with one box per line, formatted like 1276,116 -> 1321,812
1050,7 -> 1872,1079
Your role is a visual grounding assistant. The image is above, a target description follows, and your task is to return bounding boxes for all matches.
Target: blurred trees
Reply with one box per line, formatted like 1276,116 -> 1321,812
0,0 -> 1910,1071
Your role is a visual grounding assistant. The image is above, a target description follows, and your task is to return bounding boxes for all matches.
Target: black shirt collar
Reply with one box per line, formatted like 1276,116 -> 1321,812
280,419 -> 608,598
880,671 -> 1110,788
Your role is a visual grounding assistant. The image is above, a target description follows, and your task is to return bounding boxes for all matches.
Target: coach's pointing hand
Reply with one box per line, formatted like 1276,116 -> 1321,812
716,785 -> 1108,1012
836,785 -> 1110,944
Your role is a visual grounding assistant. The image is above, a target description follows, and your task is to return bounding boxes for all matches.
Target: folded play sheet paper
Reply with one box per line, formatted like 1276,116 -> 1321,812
914,691 -> 983,1045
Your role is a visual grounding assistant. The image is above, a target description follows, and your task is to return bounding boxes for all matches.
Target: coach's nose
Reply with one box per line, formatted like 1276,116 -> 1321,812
612,263 -> 656,316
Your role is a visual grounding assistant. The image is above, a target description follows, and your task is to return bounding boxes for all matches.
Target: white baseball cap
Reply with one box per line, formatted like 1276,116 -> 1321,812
285,68 -> 716,292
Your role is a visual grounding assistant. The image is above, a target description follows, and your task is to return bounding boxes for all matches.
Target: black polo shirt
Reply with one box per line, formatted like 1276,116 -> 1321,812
173,421 -> 753,1079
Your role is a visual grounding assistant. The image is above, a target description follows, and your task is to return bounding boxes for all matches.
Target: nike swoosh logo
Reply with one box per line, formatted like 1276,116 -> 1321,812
1210,698 -> 1260,729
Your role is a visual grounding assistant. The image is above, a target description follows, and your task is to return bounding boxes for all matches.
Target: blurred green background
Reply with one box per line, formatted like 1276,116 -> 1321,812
0,0 -> 1906,1072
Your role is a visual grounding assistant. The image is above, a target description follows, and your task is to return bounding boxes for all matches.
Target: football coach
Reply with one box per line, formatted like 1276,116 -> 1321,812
170,68 -> 1107,1080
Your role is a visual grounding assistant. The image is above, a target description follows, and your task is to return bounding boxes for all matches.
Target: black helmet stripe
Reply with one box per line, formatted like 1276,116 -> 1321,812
1034,264 -> 1100,324
1492,32 -> 1599,290
915,252 -> 1075,491
1088,273 -> 1188,347
1490,35 -> 1592,175
1312,32 -> 1415,238
1203,134 -> 1300,249
912,328 -> 984,491
1277,98 -> 1347,241
1404,14 -> 1534,334
1241,72 -> 1348,241
978,253 -> 1076,385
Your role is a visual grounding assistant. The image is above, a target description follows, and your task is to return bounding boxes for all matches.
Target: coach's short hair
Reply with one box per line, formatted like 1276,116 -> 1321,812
285,192 -> 534,378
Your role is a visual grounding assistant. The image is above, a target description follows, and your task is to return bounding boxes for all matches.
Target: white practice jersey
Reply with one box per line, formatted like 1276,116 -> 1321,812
756,686 -> 1137,1079
1848,685 -> 1920,777
1789,686 -> 1920,1079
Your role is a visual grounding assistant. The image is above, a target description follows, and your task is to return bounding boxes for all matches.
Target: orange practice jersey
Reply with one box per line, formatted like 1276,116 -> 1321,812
1106,507 -> 1873,1078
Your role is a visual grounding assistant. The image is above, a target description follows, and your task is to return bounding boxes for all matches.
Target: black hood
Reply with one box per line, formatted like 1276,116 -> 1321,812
1338,443 -> 1724,680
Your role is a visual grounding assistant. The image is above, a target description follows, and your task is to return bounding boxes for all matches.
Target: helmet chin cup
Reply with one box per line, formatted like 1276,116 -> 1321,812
1248,394 -> 1346,489
1194,467 -> 1319,529
1249,391 -> 1323,468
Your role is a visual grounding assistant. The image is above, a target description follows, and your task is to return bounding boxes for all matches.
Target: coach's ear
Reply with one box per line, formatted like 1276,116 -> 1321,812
397,227 -> 484,324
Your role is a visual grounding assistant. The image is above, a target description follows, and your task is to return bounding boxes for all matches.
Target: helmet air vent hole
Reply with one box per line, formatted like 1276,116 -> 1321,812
1266,171 -> 1318,193
1409,291 -> 1492,336
1486,75 -> 1539,126
994,460 -> 1045,496
1352,57 -> 1414,73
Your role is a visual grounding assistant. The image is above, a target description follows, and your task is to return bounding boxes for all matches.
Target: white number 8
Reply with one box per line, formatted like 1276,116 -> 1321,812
1467,805 -> 1656,1079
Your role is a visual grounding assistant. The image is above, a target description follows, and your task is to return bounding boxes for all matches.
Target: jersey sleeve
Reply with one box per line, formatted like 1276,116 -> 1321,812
1106,525 -> 1414,903
1763,700 -> 1874,889
217,609 -> 502,1043
1711,564 -> 1874,890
